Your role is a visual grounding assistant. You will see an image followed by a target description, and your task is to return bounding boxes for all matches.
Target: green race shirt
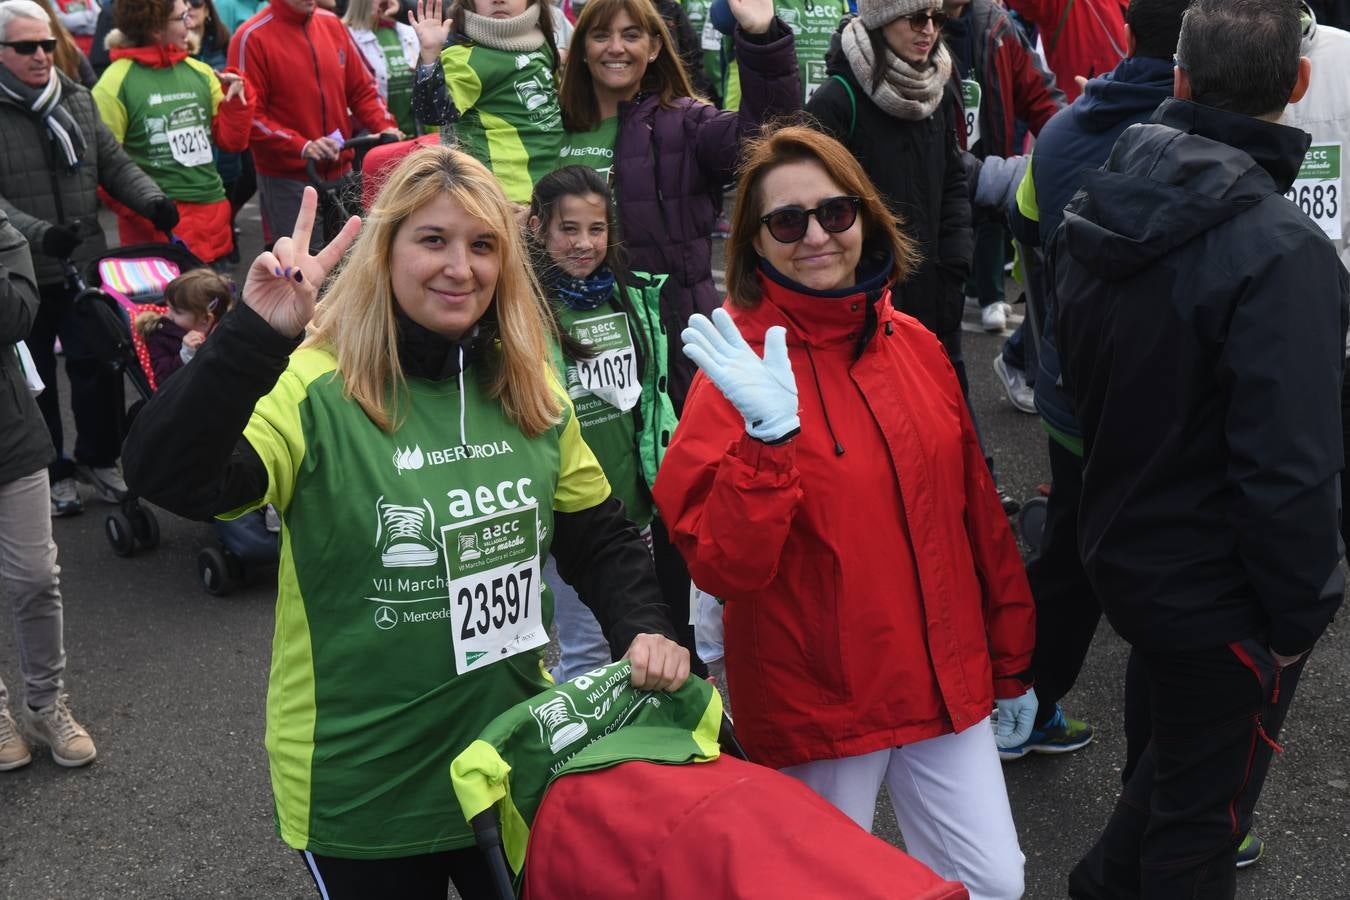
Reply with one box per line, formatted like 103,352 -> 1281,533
442,42 -> 562,203
376,26 -> 417,136
553,296 -> 653,528
92,57 -> 226,203
228,346 -> 611,857
776,0 -> 852,102
558,116 -> 618,181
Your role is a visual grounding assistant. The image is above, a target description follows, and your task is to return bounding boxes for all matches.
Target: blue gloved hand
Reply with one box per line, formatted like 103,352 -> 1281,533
681,308 -> 800,443
993,687 -> 1038,750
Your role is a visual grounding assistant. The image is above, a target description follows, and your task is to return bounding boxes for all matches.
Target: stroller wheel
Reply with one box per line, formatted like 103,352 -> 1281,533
198,546 -> 237,596
105,510 -> 137,557
130,504 -> 160,550
1018,496 -> 1049,556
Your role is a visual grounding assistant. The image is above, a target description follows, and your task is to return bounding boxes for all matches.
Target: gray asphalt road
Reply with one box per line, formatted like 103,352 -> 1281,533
1,204 -> 1346,898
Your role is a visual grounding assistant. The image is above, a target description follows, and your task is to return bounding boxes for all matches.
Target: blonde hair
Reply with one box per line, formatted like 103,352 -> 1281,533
304,144 -> 563,436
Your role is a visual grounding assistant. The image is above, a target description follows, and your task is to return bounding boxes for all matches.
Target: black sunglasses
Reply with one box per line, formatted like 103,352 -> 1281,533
905,10 -> 949,29
1,39 -> 58,55
759,196 -> 863,244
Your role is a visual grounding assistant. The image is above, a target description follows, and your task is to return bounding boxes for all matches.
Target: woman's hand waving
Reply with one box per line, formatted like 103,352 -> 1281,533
726,0 -> 774,36
682,308 -> 800,443
243,186 -> 361,339
411,0 -> 453,65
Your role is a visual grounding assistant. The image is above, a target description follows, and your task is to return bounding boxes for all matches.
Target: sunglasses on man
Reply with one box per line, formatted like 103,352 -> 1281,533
1,39 -> 57,55
759,196 -> 863,244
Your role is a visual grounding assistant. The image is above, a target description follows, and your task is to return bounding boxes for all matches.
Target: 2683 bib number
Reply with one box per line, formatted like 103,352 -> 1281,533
1286,183 -> 1339,220
456,567 -> 533,641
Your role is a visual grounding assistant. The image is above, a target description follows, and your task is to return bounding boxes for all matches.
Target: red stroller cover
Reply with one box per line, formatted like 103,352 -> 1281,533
522,755 -> 969,899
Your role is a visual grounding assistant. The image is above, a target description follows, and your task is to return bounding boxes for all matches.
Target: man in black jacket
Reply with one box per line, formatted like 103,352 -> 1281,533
1052,0 -> 1347,896
0,211 -> 96,771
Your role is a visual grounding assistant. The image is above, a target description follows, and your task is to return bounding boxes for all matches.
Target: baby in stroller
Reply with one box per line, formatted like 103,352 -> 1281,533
131,268 -> 279,588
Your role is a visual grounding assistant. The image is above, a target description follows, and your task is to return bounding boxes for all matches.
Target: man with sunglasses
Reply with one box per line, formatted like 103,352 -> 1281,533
0,0 -> 176,517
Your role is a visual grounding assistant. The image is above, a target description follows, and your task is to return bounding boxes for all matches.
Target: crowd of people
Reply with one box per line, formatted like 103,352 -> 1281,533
1,0 -> 1347,896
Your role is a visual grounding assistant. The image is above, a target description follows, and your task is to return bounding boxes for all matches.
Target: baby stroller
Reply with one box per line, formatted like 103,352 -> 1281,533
453,662 -> 968,899
70,244 -> 278,594
304,132 -> 400,242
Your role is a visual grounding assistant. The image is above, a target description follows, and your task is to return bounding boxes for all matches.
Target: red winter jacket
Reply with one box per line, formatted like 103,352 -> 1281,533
227,0 -> 397,180
653,266 -> 1035,770
1007,0 -> 1126,103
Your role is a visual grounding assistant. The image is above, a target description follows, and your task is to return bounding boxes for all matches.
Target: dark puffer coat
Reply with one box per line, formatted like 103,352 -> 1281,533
807,55 -> 972,337
611,21 -> 800,410
0,210 -> 54,486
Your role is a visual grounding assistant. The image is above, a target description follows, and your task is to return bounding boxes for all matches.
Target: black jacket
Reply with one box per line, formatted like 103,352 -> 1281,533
807,54 -> 972,337
1052,98 -> 1348,656
123,304 -> 677,658
0,210 -> 52,487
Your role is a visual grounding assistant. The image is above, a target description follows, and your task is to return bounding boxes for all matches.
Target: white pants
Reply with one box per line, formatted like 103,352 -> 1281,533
781,717 -> 1024,900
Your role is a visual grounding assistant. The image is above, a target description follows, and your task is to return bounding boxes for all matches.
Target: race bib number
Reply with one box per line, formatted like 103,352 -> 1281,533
167,124 -> 213,167
567,312 -> 641,412
701,19 -> 721,52
443,504 -> 546,675
1286,143 -> 1342,241
961,78 -> 982,149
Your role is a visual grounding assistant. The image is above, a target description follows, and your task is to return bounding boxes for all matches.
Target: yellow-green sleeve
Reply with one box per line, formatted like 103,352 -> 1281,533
441,44 -> 483,113
185,56 -> 224,117
91,60 -> 130,144
549,370 -> 612,513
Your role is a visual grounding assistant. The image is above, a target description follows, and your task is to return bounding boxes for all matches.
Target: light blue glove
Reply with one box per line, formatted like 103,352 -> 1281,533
993,687 -> 1038,750
681,308 -> 800,443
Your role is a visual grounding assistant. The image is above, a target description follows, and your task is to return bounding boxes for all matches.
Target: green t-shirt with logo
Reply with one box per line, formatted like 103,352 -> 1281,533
559,116 -> 618,181
227,345 -> 611,857
553,297 -> 653,528
451,660 -> 723,875
775,0 -> 851,102
377,26 -> 416,136
441,42 -> 562,203
92,57 -> 226,203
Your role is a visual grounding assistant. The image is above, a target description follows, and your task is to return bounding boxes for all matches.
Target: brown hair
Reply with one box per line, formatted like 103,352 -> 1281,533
28,0 -> 85,81
559,0 -> 694,132
725,124 -> 917,307
448,0 -> 560,76
134,268 -> 236,339
115,0 -> 176,46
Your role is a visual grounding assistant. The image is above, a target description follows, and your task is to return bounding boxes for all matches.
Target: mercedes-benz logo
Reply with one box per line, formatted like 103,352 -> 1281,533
374,606 -> 398,630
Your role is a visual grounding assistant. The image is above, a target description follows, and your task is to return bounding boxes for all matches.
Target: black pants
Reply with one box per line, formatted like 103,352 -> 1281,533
29,281 -> 125,479
1069,641 -> 1307,899
1025,437 -> 1100,727
301,847 -> 496,899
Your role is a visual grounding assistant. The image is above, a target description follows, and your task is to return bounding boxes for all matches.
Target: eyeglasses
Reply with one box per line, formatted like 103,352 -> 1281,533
187,0 -> 206,6
0,39 -> 57,55
904,10 -> 948,30
759,196 -> 863,244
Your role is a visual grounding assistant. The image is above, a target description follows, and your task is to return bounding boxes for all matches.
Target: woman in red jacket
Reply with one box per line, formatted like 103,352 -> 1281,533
653,124 -> 1036,900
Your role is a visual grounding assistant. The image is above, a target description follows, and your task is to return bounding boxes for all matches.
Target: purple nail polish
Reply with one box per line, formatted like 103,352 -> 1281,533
293,270 -> 304,283
274,267 -> 283,276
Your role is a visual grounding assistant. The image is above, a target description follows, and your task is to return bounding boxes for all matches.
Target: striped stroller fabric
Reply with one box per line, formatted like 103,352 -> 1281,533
98,257 -> 181,313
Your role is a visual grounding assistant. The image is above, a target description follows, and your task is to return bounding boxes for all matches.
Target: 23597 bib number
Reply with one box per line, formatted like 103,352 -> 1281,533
456,567 -> 533,640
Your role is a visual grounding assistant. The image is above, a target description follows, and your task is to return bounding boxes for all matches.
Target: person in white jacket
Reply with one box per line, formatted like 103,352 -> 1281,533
343,0 -> 421,135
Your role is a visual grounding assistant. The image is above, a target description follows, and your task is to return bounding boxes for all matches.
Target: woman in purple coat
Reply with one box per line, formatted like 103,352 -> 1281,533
557,0 -> 800,412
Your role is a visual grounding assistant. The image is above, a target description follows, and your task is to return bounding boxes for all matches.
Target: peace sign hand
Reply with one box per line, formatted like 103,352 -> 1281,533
410,0 -> 453,64
242,186 -> 361,339
726,0 -> 774,36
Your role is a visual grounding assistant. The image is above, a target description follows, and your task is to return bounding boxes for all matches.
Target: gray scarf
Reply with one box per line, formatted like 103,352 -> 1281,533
463,5 -> 545,52
0,67 -> 86,170
840,17 -> 951,121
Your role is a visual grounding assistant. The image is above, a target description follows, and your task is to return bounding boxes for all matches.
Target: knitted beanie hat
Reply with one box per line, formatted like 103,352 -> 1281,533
857,0 -> 941,30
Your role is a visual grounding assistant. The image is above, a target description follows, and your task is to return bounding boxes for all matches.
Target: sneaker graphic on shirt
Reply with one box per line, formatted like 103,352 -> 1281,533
374,496 -> 439,568
530,694 -> 589,754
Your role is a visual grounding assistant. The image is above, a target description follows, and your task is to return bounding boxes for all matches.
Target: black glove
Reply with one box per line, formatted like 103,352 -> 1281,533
41,224 -> 83,259
147,197 -> 179,233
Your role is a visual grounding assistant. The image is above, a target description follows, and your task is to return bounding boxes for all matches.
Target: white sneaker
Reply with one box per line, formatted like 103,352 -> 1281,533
0,708 -> 32,771
75,463 -> 128,504
981,302 -> 1011,333
994,355 -> 1037,414
20,695 -> 96,767
50,476 -> 84,517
